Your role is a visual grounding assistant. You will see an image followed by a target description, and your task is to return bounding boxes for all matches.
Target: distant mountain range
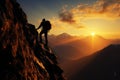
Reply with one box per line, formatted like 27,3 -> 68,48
49,33 -> 119,60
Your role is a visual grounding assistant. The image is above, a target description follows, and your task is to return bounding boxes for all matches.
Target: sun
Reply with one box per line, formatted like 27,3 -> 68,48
91,32 -> 96,36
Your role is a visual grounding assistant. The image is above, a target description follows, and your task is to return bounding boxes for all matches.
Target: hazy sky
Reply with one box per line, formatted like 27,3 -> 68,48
17,0 -> 120,39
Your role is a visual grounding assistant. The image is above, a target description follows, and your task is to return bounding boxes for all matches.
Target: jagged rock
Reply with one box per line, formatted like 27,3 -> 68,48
0,0 -> 65,80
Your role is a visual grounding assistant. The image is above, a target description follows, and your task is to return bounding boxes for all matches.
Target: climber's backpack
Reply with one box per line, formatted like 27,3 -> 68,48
44,20 -> 51,30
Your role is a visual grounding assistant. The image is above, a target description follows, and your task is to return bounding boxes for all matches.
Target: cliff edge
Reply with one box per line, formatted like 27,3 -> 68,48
0,0 -> 64,80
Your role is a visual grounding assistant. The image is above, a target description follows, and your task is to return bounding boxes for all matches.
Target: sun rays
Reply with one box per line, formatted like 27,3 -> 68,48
91,32 -> 96,37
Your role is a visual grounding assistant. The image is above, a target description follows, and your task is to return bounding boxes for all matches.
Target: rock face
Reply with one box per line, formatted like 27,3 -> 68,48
0,0 -> 64,80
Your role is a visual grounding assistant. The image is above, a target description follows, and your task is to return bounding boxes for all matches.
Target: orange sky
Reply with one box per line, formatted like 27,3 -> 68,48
48,0 -> 120,39
18,0 -> 120,39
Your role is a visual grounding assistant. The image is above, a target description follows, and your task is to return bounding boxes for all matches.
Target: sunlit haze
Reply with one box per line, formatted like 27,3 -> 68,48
17,0 -> 120,39
91,32 -> 95,36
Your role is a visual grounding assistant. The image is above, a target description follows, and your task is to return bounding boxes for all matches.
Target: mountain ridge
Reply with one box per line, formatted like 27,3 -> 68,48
50,34 -> 111,60
68,44 -> 120,80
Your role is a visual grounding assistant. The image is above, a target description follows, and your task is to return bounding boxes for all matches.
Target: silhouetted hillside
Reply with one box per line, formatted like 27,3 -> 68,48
0,0 -> 65,80
70,44 -> 120,80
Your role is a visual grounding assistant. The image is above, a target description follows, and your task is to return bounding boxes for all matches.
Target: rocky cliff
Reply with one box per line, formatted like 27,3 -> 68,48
0,0 -> 64,80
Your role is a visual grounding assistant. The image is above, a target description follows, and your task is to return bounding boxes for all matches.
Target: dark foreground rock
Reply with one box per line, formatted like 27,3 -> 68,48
0,0 -> 65,80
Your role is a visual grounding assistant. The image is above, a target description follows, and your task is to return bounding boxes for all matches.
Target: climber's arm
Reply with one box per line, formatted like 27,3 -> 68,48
37,23 -> 42,30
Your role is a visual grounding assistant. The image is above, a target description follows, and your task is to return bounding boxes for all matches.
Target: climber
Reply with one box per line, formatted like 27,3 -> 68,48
37,18 -> 51,46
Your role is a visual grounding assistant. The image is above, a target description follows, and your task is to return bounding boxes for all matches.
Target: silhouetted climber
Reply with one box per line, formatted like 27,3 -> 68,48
37,18 -> 51,46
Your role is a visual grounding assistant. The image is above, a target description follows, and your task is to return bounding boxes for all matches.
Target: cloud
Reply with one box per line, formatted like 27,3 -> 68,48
59,6 -> 75,24
71,0 -> 120,19
95,0 -> 120,16
59,0 -> 120,22
77,25 -> 85,28
54,0 -> 119,33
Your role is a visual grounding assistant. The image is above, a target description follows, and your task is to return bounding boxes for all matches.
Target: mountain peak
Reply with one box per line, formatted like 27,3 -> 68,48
57,33 -> 72,38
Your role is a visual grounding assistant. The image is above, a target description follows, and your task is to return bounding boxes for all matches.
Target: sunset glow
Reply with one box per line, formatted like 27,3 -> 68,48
18,0 -> 120,39
91,32 -> 95,37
